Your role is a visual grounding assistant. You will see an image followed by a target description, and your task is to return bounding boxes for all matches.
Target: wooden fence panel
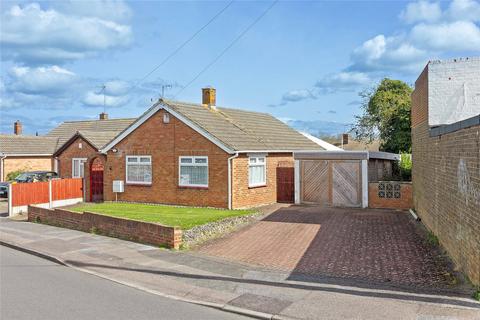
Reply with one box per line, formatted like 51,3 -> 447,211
11,182 -> 49,206
52,178 -> 83,201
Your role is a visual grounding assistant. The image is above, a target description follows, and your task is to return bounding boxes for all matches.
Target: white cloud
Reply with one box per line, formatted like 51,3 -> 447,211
349,35 -> 427,73
52,0 -> 132,22
281,90 -> 316,103
316,72 -> 372,93
447,0 -> 480,22
83,90 -> 129,108
8,65 -> 77,95
400,0 -> 442,24
1,2 -> 133,65
347,0 -> 480,74
411,21 -> 480,51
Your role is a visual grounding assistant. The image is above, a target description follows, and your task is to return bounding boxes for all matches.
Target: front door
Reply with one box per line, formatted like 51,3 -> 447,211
276,167 -> 295,203
90,158 -> 104,202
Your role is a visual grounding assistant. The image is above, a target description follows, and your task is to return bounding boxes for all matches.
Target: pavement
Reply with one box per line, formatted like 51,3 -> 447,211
0,199 -> 7,217
0,217 -> 479,320
1,245 -> 249,320
199,206 -> 460,289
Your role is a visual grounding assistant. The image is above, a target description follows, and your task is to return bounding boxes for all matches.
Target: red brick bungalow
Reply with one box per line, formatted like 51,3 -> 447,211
55,88 -> 324,209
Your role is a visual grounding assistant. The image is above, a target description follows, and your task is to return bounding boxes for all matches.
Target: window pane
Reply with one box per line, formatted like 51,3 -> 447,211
181,158 -> 193,164
127,157 -> 138,163
140,157 -> 150,163
195,157 -> 207,164
73,160 -> 79,177
258,157 -> 265,163
127,164 -> 151,183
180,165 -> 208,186
249,165 -> 265,185
250,158 -> 257,164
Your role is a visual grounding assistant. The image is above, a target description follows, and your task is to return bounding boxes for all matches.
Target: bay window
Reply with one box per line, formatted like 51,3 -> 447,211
179,156 -> 208,187
126,156 -> 152,185
248,156 -> 266,187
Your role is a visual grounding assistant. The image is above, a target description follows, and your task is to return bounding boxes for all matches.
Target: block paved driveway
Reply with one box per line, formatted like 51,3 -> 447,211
198,205 -> 457,289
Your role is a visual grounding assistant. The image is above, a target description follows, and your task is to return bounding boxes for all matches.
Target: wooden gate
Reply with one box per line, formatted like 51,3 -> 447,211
90,158 -> 104,202
301,160 -> 329,205
276,167 -> 294,203
300,160 -> 362,207
332,162 -> 361,207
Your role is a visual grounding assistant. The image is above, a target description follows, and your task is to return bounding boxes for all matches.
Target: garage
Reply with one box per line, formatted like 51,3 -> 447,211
294,151 -> 368,208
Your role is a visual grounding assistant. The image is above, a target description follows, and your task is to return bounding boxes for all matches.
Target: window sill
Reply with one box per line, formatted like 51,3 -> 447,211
126,182 -> 152,186
178,185 -> 209,190
248,184 -> 267,189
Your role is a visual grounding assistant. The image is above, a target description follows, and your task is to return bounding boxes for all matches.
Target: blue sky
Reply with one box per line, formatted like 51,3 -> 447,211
1,0 -> 479,136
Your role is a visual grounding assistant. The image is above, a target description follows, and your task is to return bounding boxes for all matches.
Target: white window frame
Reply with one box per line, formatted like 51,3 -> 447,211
72,158 -> 87,178
248,155 -> 267,187
125,155 -> 152,185
178,156 -> 209,188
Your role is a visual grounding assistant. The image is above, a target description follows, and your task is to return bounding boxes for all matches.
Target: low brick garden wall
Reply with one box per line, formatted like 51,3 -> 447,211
28,205 -> 182,249
368,181 -> 412,210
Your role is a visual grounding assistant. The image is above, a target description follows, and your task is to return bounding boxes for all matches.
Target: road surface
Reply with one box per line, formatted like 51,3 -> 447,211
0,245 -> 250,320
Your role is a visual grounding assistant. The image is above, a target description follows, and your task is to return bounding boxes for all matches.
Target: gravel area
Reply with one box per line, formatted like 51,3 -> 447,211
182,211 -> 266,249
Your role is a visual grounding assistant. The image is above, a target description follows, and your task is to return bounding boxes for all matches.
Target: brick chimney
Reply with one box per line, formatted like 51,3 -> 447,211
99,112 -> 108,120
202,87 -> 216,109
14,120 -> 22,135
342,133 -> 349,145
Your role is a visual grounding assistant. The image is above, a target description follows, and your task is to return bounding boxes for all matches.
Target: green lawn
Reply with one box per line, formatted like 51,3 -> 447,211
69,202 -> 255,230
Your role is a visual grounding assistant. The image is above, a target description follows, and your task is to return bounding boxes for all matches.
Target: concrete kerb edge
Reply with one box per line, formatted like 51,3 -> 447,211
0,240 -> 66,266
0,239 -> 291,320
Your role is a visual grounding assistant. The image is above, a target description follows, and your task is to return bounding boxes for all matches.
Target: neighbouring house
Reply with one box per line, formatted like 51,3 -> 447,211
411,57 -> 480,285
325,133 -> 381,151
0,121 -> 59,181
0,115 -> 135,182
54,88 -> 324,209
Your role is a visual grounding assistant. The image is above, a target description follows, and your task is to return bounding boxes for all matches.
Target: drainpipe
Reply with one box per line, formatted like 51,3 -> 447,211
227,152 -> 239,210
0,154 -> 6,182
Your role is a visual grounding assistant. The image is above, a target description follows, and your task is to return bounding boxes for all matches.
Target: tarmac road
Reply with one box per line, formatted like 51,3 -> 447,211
0,245 -> 250,320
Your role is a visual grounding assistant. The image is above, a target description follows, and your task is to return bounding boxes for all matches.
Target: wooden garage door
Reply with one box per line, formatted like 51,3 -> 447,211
301,160 -> 329,205
332,161 -> 361,207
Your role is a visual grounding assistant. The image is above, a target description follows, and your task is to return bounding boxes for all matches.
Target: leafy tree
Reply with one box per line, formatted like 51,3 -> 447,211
351,78 -> 413,153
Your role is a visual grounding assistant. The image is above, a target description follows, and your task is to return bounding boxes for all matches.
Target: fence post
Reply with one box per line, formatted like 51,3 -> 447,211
48,180 -> 53,208
8,184 -> 13,217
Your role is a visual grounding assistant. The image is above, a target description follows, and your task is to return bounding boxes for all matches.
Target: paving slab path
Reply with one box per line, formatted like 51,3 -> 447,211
0,217 -> 479,320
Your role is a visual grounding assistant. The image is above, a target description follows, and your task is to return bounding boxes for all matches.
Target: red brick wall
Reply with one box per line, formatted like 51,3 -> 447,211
368,182 -> 412,210
104,109 -> 230,208
57,136 -> 106,202
28,205 -> 182,249
411,69 -> 480,285
232,153 -> 293,209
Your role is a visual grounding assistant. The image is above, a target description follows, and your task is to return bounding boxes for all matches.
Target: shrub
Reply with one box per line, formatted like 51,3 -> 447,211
6,169 -> 25,181
473,289 -> 480,301
399,153 -> 412,180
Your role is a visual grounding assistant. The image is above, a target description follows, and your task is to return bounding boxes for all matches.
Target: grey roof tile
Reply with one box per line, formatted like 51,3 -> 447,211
162,100 -> 323,151
0,135 -> 60,155
46,118 -> 135,147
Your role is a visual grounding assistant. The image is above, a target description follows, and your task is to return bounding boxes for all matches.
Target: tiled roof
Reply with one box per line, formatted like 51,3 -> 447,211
0,135 -> 60,155
46,118 -> 136,146
77,130 -> 121,149
161,100 -> 324,151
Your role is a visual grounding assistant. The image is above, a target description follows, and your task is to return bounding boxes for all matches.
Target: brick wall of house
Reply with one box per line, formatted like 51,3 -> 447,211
232,153 -> 293,209
104,109 -> 230,208
411,68 -> 480,285
2,156 -> 53,181
28,205 -> 182,249
368,182 -> 412,210
57,136 -> 105,202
